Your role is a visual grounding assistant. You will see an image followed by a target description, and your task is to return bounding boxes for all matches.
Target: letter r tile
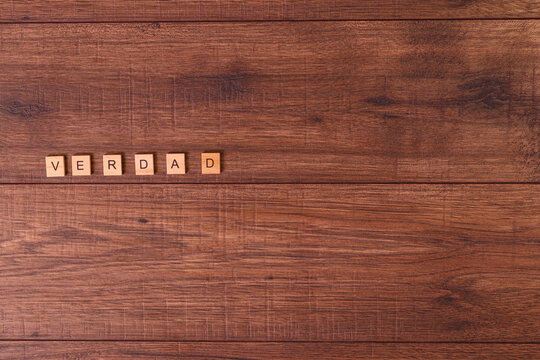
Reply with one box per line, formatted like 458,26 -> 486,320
103,154 -> 123,176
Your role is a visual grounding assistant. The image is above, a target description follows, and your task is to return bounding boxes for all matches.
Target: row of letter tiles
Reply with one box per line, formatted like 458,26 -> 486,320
45,153 -> 220,177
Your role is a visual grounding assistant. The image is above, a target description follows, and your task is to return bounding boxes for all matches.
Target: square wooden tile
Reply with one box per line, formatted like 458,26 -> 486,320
103,154 -> 122,176
166,153 -> 186,174
135,154 -> 154,175
45,156 -> 65,177
72,155 -> 92,176
201,153 -> 221,174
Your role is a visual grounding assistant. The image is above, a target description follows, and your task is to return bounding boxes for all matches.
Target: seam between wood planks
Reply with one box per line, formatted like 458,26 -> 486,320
0,340 -> 539,344
0,182 -> 539,186
0,18 -> 539,25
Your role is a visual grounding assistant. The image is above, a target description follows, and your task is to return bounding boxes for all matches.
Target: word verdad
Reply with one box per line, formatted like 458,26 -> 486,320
45,153 -> 220,177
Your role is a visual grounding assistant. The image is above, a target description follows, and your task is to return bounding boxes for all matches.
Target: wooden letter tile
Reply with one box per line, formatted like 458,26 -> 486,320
166,153 -> 186,175
201,153 -> 221,174
45,156 -> 65,177
103,154 -> 122,176
71,155 -> 92,176
135,154 -> 154,175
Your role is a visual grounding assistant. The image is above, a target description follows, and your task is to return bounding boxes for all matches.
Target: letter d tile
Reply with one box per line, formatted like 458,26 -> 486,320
135,154 -> 154,175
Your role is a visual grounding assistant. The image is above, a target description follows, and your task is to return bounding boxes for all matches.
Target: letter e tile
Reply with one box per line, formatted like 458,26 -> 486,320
72,155 -> 92,176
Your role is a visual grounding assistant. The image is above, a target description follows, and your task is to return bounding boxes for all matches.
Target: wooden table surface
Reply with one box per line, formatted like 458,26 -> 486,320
0,1 -> 538,359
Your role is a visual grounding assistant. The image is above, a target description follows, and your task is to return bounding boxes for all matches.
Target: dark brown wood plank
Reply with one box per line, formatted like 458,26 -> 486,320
0,185 -> 538,341
0,21 -> 537,184
1,341 -> 539,359
0,0 -> 538,22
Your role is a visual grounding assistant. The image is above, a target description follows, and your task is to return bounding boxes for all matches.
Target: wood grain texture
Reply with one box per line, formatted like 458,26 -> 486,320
1,342 -> 539,359
0,21 -> 538,183
0,185 -> 538,341
0,0 -> 538,22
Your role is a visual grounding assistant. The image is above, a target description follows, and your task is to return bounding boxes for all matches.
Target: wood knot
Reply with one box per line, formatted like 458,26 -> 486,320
457,75 -> 510,110
366,96 -> 396,106
3,100 -> 47,118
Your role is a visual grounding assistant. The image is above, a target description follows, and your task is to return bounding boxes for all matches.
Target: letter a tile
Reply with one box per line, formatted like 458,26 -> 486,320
166,153 -> 186,175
